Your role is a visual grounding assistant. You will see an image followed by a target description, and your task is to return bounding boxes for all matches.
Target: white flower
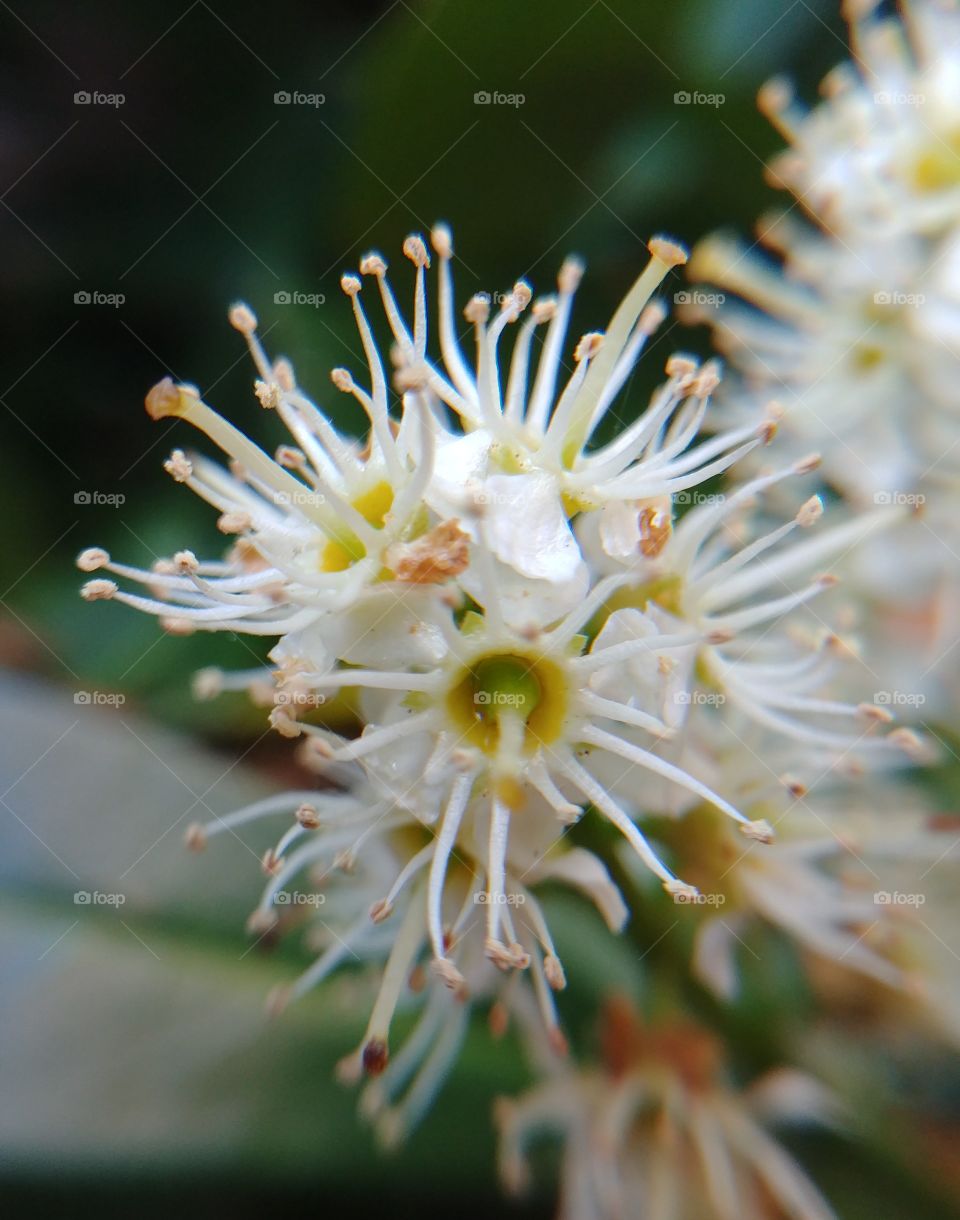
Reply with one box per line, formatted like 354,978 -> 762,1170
185,776 -> 628,1139
757,0 -> 960,240
496,996 -> 839,1220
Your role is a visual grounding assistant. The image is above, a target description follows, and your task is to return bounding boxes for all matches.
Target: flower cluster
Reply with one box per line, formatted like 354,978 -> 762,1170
685,0 -> 960,715
78,112 -> 951,1200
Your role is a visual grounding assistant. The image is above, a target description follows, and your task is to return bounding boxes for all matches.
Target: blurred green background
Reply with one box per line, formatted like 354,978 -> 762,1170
2,1 -> 957,1217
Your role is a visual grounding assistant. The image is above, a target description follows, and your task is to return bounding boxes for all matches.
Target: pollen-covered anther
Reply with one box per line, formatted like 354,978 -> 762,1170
796,495 -> 823,527
295,803 -> 320,830
192,667 -> 223,701
217,510 -> 252,535
706,628 -> 735,645
340,274 -> 361,297
794,452 -> 823,475
890,727 -> 927,759
359,252 -> 387,277
574,332 -> 604,362
638,500 -> 673,558
544,955 -> 567,990
265,985 -> 290,1019
757,75 -> 793,118
276,445 -> 306,470
77,547 -> 109,572
228,303 -> 258,335
558,256 -> 584,294
464,294 -> 491,325
503,280 -> 532,319
269,707 -> 302,738
665,354 -> 698,381
858,702 -> 894,725
430,222 -> 453,258
254,379 -> 282,410
488,1001 -> 509,1039
648,234 -> 689,267
392,363 -> 431,394
163,449 -> 193,482
816,573 -> 840,590
531,297 -> 557,323
385,519 -> 470,584
160,616 -> 195,635
780,773 -> 808,798
273,358 -> 296,392
486,937 -> 522,971
173,549 -> 199,575
81,579 -> 117,601
402,234 -> 430,268
369,898 -> 393,924
433,957 -> 466,990
741,819 -> 775,843
362,1038 -> 389,1077
185,822 -> 207,851
145,377 -> 187,421
261,848 -> 281,876
663,879 -> 699,902
330,367 -> 354,393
